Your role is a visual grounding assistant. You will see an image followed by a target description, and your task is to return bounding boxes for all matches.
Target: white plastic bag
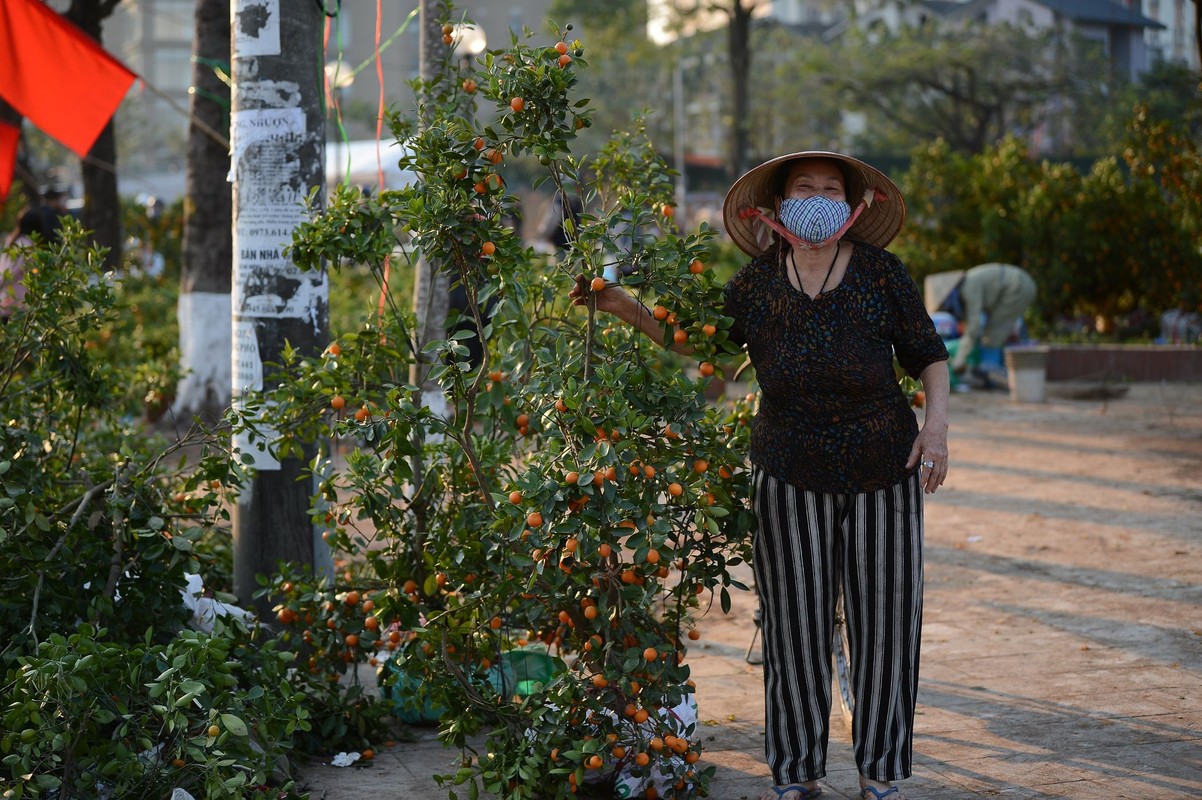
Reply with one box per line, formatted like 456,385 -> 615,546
181,573 -> 256,633
528,691 -> 699,797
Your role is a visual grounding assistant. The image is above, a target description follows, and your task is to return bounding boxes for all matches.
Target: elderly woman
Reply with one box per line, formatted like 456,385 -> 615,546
575,151 -> 949,800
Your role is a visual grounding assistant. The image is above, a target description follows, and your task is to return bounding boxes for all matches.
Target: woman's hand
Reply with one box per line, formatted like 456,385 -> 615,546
907,421 -> 948,494
570,275 -> 637,319
907,360 -> 951,494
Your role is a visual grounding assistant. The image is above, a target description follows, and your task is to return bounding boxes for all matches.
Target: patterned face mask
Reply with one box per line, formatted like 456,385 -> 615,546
778,196 -> 852,245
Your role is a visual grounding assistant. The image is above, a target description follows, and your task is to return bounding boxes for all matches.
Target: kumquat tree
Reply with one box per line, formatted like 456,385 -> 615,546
247,15 -> 758,800
0,223 -> 309,799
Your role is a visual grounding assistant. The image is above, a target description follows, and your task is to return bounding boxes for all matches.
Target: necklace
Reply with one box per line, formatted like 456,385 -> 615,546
789,242 -> 841,298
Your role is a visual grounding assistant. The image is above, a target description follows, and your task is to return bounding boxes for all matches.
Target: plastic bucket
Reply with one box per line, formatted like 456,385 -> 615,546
384,655 -> 446,724
1004,346 -> 1050,403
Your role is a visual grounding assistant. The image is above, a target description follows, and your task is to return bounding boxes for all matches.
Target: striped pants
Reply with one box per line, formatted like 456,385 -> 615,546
752,467 -> 924,784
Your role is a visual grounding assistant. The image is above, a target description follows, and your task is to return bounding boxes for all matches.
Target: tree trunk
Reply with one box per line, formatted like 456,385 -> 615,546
405,0 -> 453,556
66,0 -> 124,271
174,0 -> 233,423
230,0 -> 330,611
727,0 -> 754,180
1195,0 -> 1201,69
81,123 -> 122,270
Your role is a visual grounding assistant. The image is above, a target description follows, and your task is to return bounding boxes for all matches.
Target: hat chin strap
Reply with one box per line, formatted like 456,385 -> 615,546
742,188 -> 884,250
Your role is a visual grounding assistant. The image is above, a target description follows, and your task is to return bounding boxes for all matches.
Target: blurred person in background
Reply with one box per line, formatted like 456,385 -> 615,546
1,208 -> 49,322
943,263 -> 1036,389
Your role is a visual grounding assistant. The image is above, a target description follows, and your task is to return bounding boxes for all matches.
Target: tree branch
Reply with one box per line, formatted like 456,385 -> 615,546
93,467 -> 130,622
27,479 -> 115,644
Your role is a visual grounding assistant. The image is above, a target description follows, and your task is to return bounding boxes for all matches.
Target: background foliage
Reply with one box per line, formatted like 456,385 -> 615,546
893,108 -> 1202,330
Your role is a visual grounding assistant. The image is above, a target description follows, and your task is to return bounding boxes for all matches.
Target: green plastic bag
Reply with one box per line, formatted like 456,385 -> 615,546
383,644 -> 564,724
493,646 -> 566,699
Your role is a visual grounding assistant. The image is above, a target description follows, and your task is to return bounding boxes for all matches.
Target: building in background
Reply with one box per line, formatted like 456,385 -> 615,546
81,0 -> 1202,200
328,0 -> 554,132
105,0 -> 195,187
766,0 -> 845,29
1143,0 -> 1200,68
835,0 -> 1167,82
103,0 -> 556,201
944,0 -> 1165,83
839,0 -> 1195,71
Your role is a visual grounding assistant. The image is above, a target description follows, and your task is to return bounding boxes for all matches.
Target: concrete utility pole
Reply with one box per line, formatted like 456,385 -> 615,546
229,0 -> 331,610
409,0 -> 451,407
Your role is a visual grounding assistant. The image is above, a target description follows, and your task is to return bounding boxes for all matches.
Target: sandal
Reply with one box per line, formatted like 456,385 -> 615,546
765,785 -> 822,799
860,788 -> 902,799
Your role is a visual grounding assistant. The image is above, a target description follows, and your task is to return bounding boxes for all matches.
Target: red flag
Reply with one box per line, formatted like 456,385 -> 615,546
0,120 -> 18,200
0,0 -> 136,158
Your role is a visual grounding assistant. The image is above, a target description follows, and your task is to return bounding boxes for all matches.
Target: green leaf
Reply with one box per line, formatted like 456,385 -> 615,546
223,772 -> 248,788
178,680 -> 206,695
219,713 -> 248,737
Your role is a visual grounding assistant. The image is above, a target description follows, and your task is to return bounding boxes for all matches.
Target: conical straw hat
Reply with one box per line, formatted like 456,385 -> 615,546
924,270 -> 966,314
722,151 -> 906,256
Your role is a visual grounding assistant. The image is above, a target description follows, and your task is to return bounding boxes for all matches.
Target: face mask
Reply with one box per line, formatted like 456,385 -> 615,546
738,186 -> 889,251
778,196 -> 852,245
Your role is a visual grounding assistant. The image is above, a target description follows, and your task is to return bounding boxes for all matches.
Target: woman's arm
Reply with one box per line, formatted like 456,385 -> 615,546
570,277 -> 694,355
906,359 -> 950,494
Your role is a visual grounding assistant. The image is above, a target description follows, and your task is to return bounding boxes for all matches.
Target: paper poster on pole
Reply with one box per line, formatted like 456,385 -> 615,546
231,106 -> 328,323
231,319 -> 281,471
233,0 -> 281,57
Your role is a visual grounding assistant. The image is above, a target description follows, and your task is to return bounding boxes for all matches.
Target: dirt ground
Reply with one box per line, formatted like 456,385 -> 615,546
297,379 -> 1202,799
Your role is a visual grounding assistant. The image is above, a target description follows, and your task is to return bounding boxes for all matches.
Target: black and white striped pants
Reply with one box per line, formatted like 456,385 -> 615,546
752,467 -> 924,784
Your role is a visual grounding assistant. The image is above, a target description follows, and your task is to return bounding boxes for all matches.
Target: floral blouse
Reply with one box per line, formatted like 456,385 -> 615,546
723,242 -> 948,493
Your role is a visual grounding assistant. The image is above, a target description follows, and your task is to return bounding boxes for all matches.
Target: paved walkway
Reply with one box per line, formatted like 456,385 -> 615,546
298,382 -> 1202,799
